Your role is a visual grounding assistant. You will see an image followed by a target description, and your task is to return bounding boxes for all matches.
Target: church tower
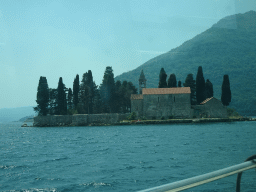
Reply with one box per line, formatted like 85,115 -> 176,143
139,70 -> 146,94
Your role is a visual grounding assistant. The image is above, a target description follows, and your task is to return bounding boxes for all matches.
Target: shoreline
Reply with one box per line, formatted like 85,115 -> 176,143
29,117 -> 255,127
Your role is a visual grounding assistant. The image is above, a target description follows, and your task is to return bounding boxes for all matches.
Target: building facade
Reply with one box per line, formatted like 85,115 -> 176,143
131,87 -> 193,119
131,70 -> 228,119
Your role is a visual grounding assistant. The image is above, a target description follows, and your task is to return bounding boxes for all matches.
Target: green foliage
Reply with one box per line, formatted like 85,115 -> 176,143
152,116 -> 156,120
205,79 -> 213,98
80,70 -> 97,114
221,75 -> 231,106
158,68 -> 167,88
196,66 -> 206,104
168,115 -> 174,119
227,108 -> 239,117
160,116 -> 165,120
56,77 -> 67,115
34,76 -> 49,116
48,88 -> 57,115
141,116 -> 147,120
73,74 -> 79,108
178,81 -> 182,87
100,66 -> 116,113
183,74 -> 196,105
127,112 -> 137,120
67,88 -> 73,110
67,108 -> 78,115
168,73 -> 177,88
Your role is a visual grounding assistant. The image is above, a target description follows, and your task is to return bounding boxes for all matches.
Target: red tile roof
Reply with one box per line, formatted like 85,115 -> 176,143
131,94 -> 143,100
142,87 -> 191,95
200,97 -> 213,105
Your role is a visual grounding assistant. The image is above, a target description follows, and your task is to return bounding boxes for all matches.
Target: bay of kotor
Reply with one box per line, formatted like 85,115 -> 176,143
1,121 -> 255,192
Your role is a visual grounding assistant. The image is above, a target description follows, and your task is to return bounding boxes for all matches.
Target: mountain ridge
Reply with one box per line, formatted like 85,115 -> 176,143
116,10 -> 256,115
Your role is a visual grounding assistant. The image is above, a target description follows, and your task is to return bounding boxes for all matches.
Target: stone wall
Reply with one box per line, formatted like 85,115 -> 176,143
142,94 -> 192,119
192,98 -> 227,118
131,99 -> 143,118
203,98 -> 227,118
33,113 -> 130,127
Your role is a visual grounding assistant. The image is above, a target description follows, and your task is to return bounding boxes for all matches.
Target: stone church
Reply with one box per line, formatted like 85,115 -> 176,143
131,70 -> 227,119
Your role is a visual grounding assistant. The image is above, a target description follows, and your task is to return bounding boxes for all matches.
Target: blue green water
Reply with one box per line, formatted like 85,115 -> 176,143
0,121 -> 256,191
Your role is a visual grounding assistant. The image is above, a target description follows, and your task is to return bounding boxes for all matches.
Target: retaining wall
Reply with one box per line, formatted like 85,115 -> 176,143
33,113 -> 130,127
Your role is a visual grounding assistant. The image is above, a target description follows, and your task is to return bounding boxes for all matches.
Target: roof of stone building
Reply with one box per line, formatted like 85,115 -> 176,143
142,87 -> 191,95
139,70 -> 146,81
131,94 -> 144,100
200,97 -> 214,104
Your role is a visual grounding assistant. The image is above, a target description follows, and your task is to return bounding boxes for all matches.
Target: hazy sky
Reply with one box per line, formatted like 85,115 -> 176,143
0,0 -> 255,109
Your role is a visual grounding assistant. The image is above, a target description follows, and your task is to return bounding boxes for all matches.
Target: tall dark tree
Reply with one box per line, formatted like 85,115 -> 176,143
125,81 -> 138,112
92,88 -> 102,114
168,73 -> 177,88
196,66 -> 206,104
56,77 -> 67,115
183,74 -> 196,105
80,70 -> 97,114
158,68 -> 167,88
205,79 -> 213,98
67,88 -> 73,110
48,88 -> 57,115
100,66 -> 116,113
34,76 -> 49,116
221,75 -> 231,106
178,81 -> 182,87
73,74 -> 79,109
115,80 -> 122,112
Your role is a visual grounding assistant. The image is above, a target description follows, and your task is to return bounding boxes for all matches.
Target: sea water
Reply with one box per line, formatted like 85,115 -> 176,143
0,121 -> 256,192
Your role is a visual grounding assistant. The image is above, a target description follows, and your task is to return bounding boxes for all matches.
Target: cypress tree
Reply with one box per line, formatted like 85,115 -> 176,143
196,66 -> 206,104
158,68 -> 167,88
56,77 -> 67,115
48,88 -> 58,115
100,66 -> 116,113
67,88 -> 73,110
205,79 -> 213,98
80,70 -> 97,114
183,74 -> 196,105
167,73 -> 177,88
73,74 -> 79,109
221,75 -> 231,106
34,76 -> 49,116
178,81 -> 182,87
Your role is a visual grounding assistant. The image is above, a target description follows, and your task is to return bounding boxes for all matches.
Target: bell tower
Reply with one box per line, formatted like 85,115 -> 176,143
139,70 -> 146,94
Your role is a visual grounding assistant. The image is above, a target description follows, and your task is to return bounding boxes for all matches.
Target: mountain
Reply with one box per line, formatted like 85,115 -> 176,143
0,106 -> 35,122
115,11 -> 256,115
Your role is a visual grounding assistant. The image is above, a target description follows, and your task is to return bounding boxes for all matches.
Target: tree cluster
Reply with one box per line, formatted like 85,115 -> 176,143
35,67 -> 137,116
158,66 -> 230,106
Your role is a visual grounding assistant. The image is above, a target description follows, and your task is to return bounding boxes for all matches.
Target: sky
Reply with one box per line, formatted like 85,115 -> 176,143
0,0 -> 255,109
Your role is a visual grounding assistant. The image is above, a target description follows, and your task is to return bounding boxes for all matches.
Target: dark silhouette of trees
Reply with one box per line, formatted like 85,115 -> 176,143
48,88 -> 57,115
168,73 -> 177,88
100,66 -> 116,113
158,68 -> 167,88
56,77 -> 67,115
67,88 -> 73,110
79,70 -> 97,114
221,75 -> 231,106
73,74 -> 79,109
183,74 -> 196,105
196,66 -> 206,104
178,81 -> 182,87
205,79 -> 213,98
34,76 -> 49,116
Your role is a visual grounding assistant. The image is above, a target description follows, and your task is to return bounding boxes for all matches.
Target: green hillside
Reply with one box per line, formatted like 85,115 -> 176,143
116,11 -> 256,115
